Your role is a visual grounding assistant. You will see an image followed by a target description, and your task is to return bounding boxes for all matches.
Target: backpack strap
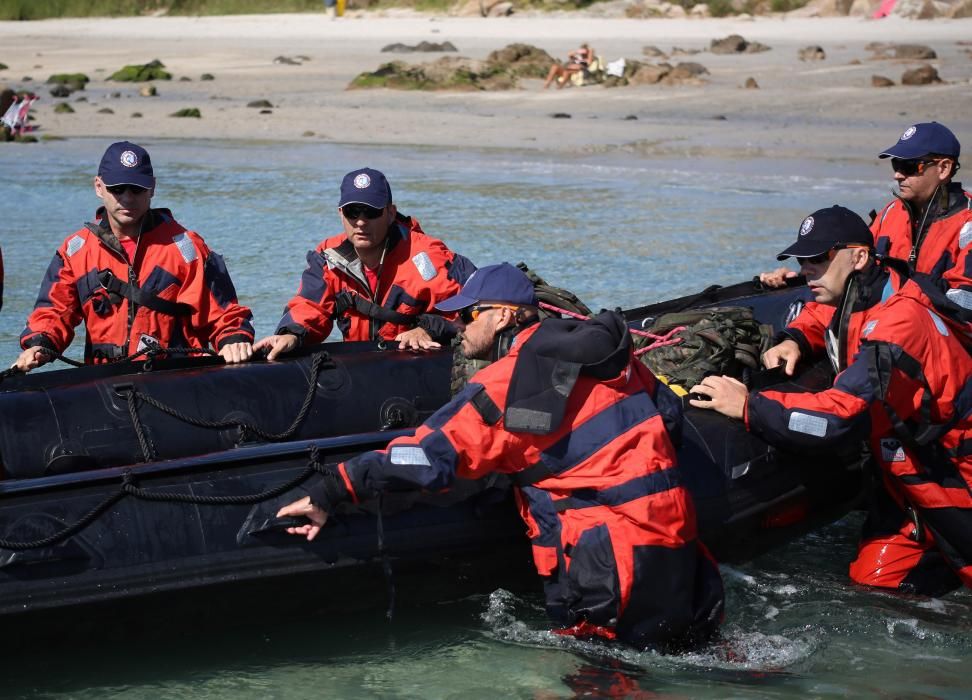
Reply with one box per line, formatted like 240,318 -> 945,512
97,269 -> 193,317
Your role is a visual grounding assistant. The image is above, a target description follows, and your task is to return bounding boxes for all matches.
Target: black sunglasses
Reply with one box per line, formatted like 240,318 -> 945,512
106,184 -> 149,196
890,157 -> 941,177
459,304 -> 521,324
800,244 -> 869,265
342,203 -> 384,221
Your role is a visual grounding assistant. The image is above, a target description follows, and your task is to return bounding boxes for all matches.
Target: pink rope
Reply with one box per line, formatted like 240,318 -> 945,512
537,301 -> 685,355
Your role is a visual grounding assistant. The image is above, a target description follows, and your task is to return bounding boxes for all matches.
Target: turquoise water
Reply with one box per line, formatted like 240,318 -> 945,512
1,139 -> 970,698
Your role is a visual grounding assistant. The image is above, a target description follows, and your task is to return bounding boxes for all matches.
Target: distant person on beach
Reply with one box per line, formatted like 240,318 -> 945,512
695,206 -> 972,597
758,122 -> 971,351
254,167 -> 476,359
277,263 -> 724,651
543,43 -> 594,89
323,0 -> 338,19
15,141 -> 254,372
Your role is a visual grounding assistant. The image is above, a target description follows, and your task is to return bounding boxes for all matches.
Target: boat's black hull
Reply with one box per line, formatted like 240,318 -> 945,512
0,279 -> 864,621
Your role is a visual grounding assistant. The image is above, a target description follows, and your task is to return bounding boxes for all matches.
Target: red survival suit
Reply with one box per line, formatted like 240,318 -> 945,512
782,183 -> 972,355
276,214 -> 476,344
310,312 -> 724,649
21,208 -> 254,363
747,267 -> 972,596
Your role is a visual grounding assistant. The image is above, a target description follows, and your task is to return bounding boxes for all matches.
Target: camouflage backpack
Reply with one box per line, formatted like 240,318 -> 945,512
634,306 -> 775,390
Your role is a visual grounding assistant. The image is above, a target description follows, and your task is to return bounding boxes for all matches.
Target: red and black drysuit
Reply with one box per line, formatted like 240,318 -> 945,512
21,208 -> 254,363
783,183 -> 972,356
746,266 -> 972,595
310,312 -> 724,650
275,214 -> 475,344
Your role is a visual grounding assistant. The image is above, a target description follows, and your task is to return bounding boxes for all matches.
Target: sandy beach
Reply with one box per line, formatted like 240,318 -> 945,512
1,13 -> 971,161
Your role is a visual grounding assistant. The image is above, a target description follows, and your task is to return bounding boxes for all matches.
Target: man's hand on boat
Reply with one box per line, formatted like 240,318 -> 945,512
276,496 -> 328,541
688,375 -> 748,419
253,333 -> 300,361
761,339 -> 801,376
218,341 -> 254,364
758,267 -> 798,289
395,326 -> 441,352
12,346 -> 51,373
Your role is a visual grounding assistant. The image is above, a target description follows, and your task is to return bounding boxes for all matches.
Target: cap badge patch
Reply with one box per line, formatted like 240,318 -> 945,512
799,216 -> 814,236
353,173 -> 371,189
120,150 -> 139,168
901,126 -> 917,141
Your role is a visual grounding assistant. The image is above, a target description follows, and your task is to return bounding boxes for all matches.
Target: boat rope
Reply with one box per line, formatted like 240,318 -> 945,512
117,351 -> 332,462
538,301 -> 685,354
0,447 -> 327,551
0,345 -> 219,385
375,494 -> 397,622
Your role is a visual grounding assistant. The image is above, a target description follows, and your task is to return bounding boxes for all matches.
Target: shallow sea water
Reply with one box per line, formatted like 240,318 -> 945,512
1,139 -> 970,699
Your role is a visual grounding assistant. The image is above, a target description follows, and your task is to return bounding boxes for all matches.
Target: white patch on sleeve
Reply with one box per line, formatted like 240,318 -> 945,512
389,445 -> 431,466
788,411 -> 828,438
946,288 -> 972,310
66,235 -> 85,257
926,308 -> 950,336
411,252 -> 437,282
959,222 -> 971,249
880,438 -> 906,463
862,320 -> 879,338
171,232 -> 198,264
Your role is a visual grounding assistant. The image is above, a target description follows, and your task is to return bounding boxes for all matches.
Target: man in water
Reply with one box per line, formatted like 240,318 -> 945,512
254,167 -> 475,359
277,263 -> 724,650
694,206 -> 972,596
15,141 -> 254,371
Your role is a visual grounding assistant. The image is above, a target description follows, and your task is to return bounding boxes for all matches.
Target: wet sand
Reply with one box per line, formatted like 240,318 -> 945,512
1,13 -> 970,161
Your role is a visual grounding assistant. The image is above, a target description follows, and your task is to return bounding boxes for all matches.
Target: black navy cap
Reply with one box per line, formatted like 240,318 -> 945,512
436,263 -> 538,312
338,167 -> 392,209
879,122 -> 960,161
777,206 -> 874,261
97,141 -> 155,189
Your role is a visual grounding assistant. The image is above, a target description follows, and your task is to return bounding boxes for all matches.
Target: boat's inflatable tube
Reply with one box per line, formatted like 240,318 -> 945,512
0,342 -> 453,479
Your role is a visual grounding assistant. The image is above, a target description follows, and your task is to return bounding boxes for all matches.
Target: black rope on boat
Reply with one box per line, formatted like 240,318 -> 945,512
123,389 -> 158,462
0,447 -> 326,551
0,489 -> 127,551
121,447 -> 328,506
119,351 -> 331,447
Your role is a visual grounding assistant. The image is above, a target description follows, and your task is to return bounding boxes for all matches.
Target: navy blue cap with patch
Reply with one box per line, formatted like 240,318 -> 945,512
777,205 -> 874,260
338,167 -> 392,209
98,141 -> 155,189
879,122 -> 960,160
436,263 -> 538,312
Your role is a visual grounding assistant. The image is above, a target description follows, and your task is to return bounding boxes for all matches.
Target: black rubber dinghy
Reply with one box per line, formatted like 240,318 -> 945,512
0,279 -> 863,625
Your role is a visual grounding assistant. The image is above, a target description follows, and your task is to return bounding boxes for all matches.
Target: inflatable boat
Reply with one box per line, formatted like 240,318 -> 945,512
0,279 -> 864,625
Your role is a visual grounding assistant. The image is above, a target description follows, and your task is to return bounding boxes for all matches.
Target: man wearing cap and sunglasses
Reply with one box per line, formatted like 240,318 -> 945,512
760,122 -> 971,360
15,141 -> 255,371
255,167 -> 475,359
692,206 -> 972,597
275,263 -> 724,651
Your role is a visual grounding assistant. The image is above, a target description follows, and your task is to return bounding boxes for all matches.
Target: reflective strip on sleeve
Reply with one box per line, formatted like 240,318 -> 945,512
926,308 -> 950,336
960,222 -> 971,249
788,411 -> 828,437
945,287 -> 972,311
171,232 -> 198,264
66,235 -> 85,257
389,445 -> 431,466
412,252 -> 437,281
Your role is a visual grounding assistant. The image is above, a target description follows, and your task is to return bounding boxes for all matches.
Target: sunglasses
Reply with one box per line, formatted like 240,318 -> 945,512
459,304 -> 520,324
800,244 -> 870,265
342,204 -> 384,221
106,184 -> 149,196
890,158 -> 941,177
